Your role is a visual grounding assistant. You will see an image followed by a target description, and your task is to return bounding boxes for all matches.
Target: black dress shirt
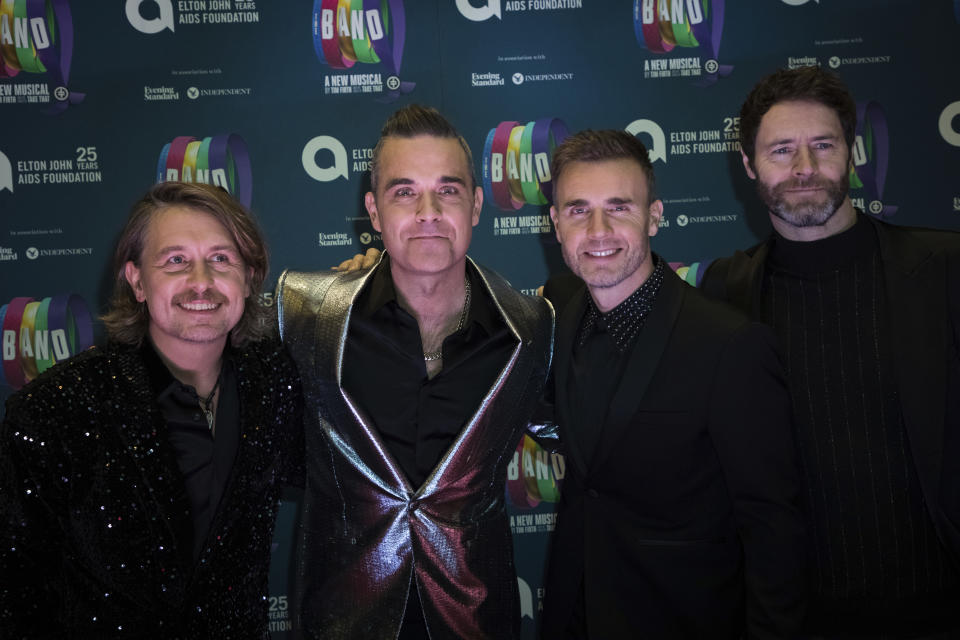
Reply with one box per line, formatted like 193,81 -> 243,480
570,257 -> 664,463
142,341 -> 239,563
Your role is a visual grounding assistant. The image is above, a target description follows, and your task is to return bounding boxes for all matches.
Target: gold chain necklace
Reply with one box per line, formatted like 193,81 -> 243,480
423,277 -> 471,362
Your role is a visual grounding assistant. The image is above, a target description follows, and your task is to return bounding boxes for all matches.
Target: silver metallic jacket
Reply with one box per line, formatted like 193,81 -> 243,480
276,256 -> 554,639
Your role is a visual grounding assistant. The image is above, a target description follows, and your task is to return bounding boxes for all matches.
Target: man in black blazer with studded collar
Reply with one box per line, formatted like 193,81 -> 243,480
541,130 -> 806,639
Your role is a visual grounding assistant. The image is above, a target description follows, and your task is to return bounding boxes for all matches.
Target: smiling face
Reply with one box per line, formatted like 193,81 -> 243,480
550,158 -> 662,312
745,99 -> 856,240
124,206 -> 251,355
364,135 -> 481,280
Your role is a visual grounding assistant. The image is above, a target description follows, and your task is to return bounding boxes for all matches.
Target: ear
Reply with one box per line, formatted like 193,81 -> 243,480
648,200 -> 663,237
741,150 -> 757,180
471,185 -> 483,227
549,206 -> 562,244
124,261 -> 145,302
364,191 -> 381,232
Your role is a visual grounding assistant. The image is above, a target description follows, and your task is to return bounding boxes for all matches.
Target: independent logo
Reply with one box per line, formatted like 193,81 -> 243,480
482,118 -> 569,211
156,134 -> 252,207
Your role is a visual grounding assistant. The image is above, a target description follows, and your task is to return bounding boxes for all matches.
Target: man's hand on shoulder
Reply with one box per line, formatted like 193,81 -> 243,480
332,248 -> 381,272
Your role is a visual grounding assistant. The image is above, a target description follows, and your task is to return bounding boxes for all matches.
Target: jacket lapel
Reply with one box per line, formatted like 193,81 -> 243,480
873,218 -> 945,511
114,348 -> 194,573
553,284 -> 591,480
590,266 -> 685,470
316,258 -> 412,495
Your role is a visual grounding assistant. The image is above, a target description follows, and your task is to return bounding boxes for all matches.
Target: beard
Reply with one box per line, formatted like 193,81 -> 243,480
756,171 -> 849,229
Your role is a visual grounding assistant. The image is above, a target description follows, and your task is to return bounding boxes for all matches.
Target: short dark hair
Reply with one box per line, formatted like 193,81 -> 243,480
101,182 -> 271,347
739,65 -> 857,163
369,104 -> 476,192
550,129 -> 658,202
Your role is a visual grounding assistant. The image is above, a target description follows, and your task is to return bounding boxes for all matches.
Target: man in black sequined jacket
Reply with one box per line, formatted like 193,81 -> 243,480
0,183 -> 302,639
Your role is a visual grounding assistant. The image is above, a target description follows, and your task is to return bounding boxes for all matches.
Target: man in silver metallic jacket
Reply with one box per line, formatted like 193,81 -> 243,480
277,105 -> 554,639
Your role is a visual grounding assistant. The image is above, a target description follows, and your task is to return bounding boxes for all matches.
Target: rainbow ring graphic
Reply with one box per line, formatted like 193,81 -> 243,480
849,101 -> 897,219
311,0 -> 413,99
0,0 -> 83,112
157,134 -> 253,208
507,434 -> 562,509
668,260 -> 712,286
632,0 -> 731,83
0,293 -> 93,389
482,118 -> 569,212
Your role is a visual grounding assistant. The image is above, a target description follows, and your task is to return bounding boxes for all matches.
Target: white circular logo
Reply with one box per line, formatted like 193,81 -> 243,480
828,56 -> 841,69
360,232 -> 372,245
868,200 -> 883,215
386,75 -> 401,91
676,215 -> 689,227
939,101 -> 960,147
187,87 -> 199,100
512,73 -> 524,85
704,59 -> 719,74
53,86 -> 69,101
26,247 -> 39,260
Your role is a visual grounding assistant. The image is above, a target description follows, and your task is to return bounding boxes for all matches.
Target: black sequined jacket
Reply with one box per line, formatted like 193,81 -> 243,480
0,339 -> 303,640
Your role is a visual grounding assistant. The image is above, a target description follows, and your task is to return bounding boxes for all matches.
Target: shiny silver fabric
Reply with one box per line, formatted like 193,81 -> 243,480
277,255 -> 554,639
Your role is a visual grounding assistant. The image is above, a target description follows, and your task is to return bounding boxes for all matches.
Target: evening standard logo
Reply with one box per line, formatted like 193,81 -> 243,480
318,232 -> 352,247
1,294 -> 94,390
456,0 -> 582,21
157,134 -> 252,207
144,86 -> 180,101
633,0 -> 730,83
849,100 -> 897,218
125,0 -> 260,32
312,1 -> 412,100
301,136 -> 373,182
0,0 -> 83,112
8,147 -> 103,187
787,56 -> 818,69
827,54 -> 891,68
940,101 -> 960,147
472,72 -> 504,87
507,434 -> 565,512
482,117 -> 569,227
0,246 -> 17,261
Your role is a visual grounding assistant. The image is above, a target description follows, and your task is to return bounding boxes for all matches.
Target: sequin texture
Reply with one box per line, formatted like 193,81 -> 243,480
0,339 -> 303,638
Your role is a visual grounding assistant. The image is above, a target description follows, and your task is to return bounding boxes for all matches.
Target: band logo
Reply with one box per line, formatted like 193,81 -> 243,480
849,101 -> 896,218
156,134 -> 252,207
632,0 -> 731,83
1,294 -> 93,389
507,434 -> 564,508
668,261 -> 711,286
312,0 -> 413,100
0,0 -> 83,112
482,118 -> 569,211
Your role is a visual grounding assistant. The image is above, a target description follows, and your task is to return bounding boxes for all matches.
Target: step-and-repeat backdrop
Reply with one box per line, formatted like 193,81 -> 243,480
1,1 -> 957,636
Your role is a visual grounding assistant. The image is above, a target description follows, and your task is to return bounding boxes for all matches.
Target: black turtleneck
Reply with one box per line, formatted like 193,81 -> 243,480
762,216 -> 959,636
